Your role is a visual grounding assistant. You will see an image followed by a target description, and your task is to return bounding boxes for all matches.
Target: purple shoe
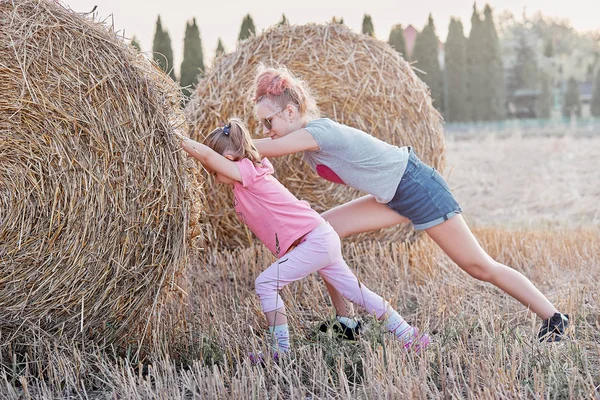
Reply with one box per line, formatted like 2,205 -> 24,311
248,351 -> 281,365
248,351 -> 265,366
402,328 -> 431,353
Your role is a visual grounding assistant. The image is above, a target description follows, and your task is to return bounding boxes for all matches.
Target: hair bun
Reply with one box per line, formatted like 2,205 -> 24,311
269,75 -> 287,96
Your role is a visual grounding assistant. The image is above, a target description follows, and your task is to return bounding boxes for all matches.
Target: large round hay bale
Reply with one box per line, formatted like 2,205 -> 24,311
0,0 -> 204,355
186,23 -> 444,248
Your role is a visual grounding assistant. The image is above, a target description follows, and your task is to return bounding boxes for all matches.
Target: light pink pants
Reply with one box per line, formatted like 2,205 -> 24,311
255,223 -> 389,318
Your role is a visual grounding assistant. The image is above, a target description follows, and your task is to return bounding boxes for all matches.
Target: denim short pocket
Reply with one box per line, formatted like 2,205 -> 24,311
430,168 -> 452,194
387,154 -> 462,230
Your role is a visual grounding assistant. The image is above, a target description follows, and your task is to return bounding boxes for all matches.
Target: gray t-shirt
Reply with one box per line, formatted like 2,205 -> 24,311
303,118 -> 409,203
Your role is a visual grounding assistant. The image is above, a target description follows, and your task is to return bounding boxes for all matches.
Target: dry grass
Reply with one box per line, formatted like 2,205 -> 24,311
0,226 -> 598,398
2,2 -> 598,397
0,0 -> 205,358
185,22 -> 444,248
2,121 -> 599,397
445,134 -> 600,229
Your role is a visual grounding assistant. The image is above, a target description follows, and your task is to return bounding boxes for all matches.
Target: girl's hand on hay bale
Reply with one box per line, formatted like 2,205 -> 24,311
180,138 -> 242,183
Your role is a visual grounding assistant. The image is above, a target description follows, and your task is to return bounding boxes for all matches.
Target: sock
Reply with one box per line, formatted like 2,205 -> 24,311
559,313 -> 569,322
384,310 -> 415,342
269,324 -> 290,353
336,316 -> 358,329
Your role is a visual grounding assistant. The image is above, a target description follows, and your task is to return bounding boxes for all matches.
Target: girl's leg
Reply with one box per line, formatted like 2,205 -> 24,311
256,230 -> 334,316
264,308 -> 287,326
321,194 -> 559,320
319,223 -> 429,351
425,214 -> 558,320
321,195 -> 411,318
315,229 -> 429,350
322,195 -> 411,238
316,260 -> 389,319
254,225 -> 340,351
322,279 -> 354,317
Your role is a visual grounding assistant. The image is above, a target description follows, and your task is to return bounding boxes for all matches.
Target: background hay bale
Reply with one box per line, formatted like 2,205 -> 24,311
186,23 -> 444,248
0,0 -> 204,356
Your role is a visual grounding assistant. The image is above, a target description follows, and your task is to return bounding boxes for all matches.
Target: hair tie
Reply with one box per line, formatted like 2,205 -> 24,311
220,121 -> 231,135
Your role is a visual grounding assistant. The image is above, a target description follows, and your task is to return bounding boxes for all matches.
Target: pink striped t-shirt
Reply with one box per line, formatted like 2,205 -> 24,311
233,158 -> 324,256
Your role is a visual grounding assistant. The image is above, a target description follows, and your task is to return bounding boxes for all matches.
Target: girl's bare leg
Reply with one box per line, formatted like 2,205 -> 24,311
265,307 -> 288,326
322,195 -> 410,238
425,215 -> 558,319
321,195 -> 411,317
322,196 -> 557,320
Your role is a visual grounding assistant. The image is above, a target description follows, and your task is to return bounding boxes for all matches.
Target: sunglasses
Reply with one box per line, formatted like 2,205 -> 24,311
260,108 -> 283,130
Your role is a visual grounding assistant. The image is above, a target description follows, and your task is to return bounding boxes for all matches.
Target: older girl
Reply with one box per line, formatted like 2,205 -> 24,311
250,65 -> 569,343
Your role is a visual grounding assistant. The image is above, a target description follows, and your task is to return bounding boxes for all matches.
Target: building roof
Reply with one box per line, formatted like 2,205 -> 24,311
404,24 -> 418,57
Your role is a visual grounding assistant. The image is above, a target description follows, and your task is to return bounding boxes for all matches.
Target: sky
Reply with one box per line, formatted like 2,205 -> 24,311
62,0 -> 598,69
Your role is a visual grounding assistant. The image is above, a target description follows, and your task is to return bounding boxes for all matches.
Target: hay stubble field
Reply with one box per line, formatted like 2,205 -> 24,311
2,133 -> 599,399
1,1 -> 598,398
445,133 -> 600,230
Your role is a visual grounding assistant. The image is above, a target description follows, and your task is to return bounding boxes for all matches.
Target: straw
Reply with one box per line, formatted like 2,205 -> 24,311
0,0 -> 205,357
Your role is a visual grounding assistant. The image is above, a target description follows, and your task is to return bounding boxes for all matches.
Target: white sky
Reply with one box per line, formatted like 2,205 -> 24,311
63,0 -> 598,69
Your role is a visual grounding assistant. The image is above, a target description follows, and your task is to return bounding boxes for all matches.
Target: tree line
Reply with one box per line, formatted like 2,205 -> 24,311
139,6 -> 600,121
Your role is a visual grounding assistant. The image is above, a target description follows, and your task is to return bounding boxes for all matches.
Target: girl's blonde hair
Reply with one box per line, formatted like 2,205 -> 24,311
204,118 -> 261,164
251,64 -> 320,121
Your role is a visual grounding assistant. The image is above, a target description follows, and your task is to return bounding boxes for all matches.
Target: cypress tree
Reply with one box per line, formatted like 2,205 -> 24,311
509,29 -> 539,94
238,14 -> 256,41
537,72 -> 552,119
152,17 -> 164,66
562,77 -> 581,118
445,18 -> 468,122
152,16 -> 176,80
591,68 -> 600,117
411,14 -> 443,112
388,24 -> 407,58
362,14 -> 374,37
216,38 -> 225,58
180,18 -> 205,99
466,4 -> 485,121
130,36 -> 141,51
481,4 -> 505,120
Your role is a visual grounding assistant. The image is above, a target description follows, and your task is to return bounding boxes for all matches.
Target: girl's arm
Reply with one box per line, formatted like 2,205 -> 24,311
254,129 -> 319,158
181,138 -> 242,182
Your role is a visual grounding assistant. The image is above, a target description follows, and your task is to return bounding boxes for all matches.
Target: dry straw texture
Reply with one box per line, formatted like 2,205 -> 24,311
186,23 -> 445,248
0,0 -> 204,356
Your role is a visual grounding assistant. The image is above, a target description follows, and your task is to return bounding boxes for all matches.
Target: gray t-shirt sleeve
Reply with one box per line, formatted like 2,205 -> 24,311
303,118 -> 334,152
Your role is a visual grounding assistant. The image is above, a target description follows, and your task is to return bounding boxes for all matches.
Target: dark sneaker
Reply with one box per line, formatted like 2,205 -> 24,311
319,319 -> 362,341
538,312 -> 569,342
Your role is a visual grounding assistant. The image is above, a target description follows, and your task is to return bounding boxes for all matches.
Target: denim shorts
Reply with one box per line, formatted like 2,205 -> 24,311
386,147 -> 462,230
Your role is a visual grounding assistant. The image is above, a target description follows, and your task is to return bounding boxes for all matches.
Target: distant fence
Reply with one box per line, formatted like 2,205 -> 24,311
444,118 -> 600,138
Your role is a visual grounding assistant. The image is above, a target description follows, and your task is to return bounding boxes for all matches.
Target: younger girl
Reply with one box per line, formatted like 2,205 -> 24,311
250,65 -> 569,343
180,118 -> 431,358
